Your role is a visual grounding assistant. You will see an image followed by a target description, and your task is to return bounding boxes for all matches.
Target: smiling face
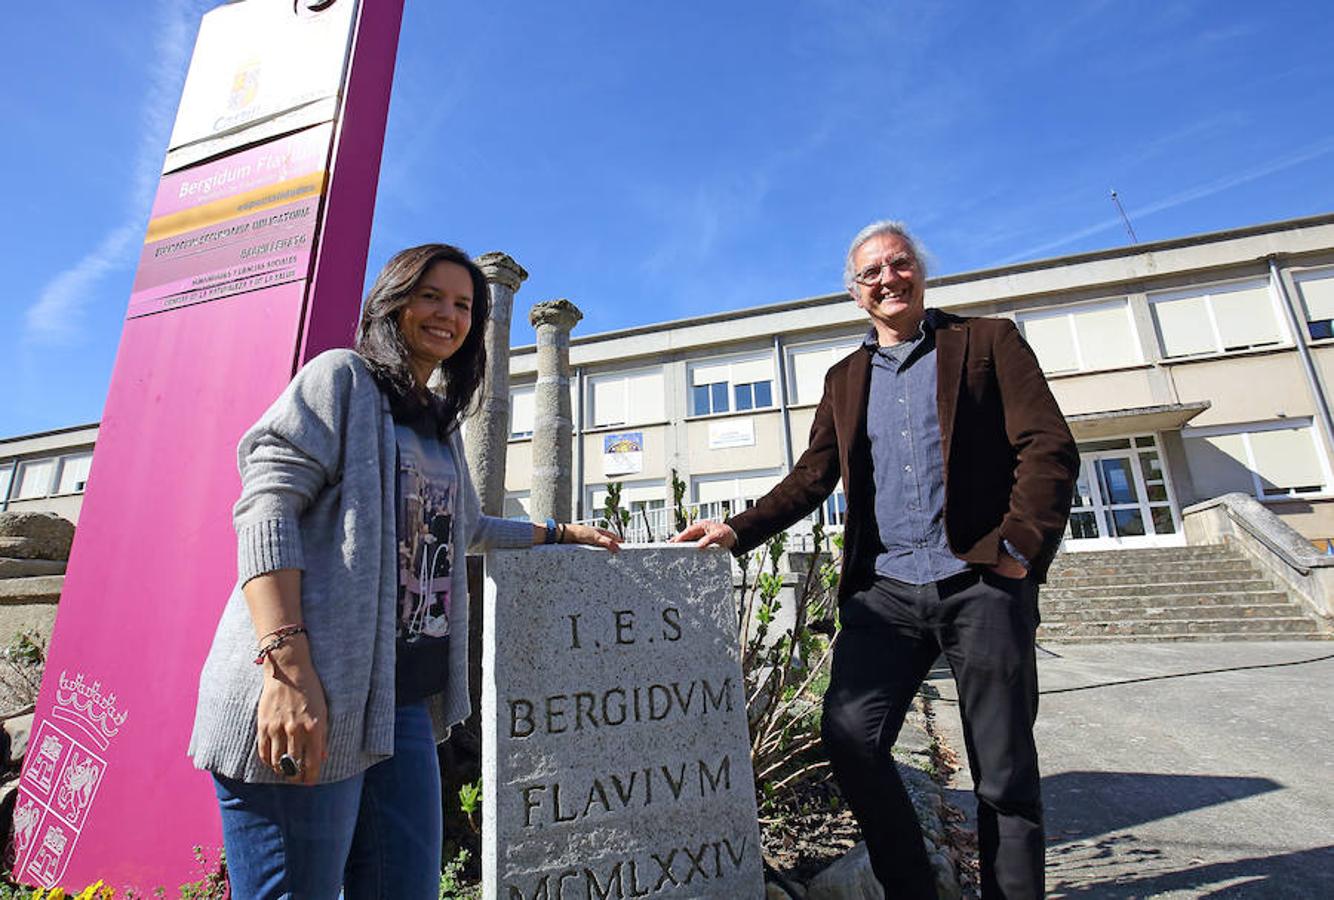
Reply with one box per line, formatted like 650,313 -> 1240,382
397,260 -> 475,388
850,232 -> 926,344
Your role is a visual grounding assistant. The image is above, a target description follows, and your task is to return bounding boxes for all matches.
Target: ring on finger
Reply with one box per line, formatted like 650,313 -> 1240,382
278,753 -> 303,778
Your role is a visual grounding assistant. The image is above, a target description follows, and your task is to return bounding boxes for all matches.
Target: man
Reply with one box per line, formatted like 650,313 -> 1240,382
675,220 -> 1077,898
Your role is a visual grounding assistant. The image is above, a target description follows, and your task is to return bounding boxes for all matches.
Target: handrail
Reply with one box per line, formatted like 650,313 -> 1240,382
1183,492 -> 1328,577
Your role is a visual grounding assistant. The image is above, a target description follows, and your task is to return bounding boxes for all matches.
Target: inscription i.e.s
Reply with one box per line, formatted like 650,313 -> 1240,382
566,607 -> 681,650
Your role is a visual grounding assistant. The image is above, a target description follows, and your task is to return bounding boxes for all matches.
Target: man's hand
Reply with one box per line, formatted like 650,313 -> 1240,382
671,520 -> 738,550
988,550 -> 1029,580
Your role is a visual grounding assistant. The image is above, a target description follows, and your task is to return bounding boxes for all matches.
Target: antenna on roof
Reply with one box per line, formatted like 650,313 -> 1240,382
1109,189 -> 1139,244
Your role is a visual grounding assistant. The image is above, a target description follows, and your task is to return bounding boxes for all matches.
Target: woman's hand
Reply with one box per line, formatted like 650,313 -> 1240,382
671,520 -> 738,550
256,638 -> 329,786
560,523 -> 622,553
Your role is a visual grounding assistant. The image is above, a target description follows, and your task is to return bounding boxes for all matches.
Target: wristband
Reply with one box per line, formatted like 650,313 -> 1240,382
544,518 -> 559,545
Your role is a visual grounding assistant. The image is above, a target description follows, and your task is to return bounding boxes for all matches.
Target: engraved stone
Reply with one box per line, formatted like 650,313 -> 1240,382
483,545 -> 764,900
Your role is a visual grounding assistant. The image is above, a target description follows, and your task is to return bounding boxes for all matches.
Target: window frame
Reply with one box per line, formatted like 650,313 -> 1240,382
1149,276 -> 1291,359
784,336 -> 862,406
586,366 -> 666,429
1181,418 -> 1332,500
686,352 -> 776,418
1293,266 -> 1334,342
508,383 -> 536,439
1016,297 -> 1143,375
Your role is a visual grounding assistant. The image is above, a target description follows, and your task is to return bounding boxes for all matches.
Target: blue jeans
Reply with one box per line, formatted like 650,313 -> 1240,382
214,701 -> 443,899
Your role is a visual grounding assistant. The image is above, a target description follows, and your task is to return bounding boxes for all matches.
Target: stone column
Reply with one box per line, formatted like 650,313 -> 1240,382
528,299 -> 583,522
463,252 -> 527,517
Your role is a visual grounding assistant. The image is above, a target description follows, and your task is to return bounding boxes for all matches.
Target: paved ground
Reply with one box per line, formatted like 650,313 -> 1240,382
925,640 -> 1334,898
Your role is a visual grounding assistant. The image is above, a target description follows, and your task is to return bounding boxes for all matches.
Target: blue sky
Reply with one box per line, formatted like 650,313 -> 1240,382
3,1 -> 1332,437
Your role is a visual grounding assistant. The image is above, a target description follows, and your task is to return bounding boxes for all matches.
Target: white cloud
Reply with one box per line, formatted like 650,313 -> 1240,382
24,0 -> 205,346
24,224 -> 139,345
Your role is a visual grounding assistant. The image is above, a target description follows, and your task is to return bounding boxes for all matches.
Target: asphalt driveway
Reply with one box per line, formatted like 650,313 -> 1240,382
926,640 -> 1334,898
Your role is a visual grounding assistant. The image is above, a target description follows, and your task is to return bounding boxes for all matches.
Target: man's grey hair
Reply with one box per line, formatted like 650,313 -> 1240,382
843,220 -> 929,295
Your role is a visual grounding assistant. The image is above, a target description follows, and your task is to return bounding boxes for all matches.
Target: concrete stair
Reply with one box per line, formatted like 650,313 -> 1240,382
1039,545 -> 1328,642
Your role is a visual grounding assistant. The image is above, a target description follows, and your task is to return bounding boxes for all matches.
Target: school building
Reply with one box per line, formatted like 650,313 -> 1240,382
7,214 -> 1334,557
502,213 -> 1334,552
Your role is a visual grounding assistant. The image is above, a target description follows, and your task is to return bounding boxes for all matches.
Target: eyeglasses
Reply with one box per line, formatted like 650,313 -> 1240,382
853,255 -> 916,286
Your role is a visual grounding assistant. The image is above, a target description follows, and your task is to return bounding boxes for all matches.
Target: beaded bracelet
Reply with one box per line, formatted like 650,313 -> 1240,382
253,625 -> 308,665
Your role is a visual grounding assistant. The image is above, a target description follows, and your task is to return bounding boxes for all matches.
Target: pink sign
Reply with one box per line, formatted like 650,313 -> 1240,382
16,0 -> 406,890
127,125 -> 330,318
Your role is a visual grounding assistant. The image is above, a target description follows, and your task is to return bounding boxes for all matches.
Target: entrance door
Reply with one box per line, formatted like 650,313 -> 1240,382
1065,436 -> 1182,550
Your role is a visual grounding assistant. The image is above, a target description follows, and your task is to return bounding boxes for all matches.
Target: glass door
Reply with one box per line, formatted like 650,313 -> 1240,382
1095,453 -> 1147,538
1064,435 -> 1183,550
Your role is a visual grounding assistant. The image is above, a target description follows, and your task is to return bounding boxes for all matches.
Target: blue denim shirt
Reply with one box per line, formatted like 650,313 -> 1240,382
865,314 -> 971,585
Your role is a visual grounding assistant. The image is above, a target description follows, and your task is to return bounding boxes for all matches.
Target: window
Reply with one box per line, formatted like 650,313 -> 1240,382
823,488 -> 847,527
587,480 -> 668,537
1150,278 -> 1287,358
1295,269 -> 1334,340
55,452 -> 93,494
0,465 -> 12,504
734,381 -> 772,412
1017,299 -> 1141,374
690,469 -> 782,520
13,459 -> 56,500
786,338 -> 861,405
1182,419 -> 1329,501
509,385 -> 535,438
503,492 -> 531,521
587,368 -> 665,428
688,354 -> 775,416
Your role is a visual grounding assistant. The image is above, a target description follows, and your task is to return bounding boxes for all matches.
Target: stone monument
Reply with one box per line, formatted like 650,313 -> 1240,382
464,252 -> 528,517
483,545 -> 765,900
529,299 -> 583,522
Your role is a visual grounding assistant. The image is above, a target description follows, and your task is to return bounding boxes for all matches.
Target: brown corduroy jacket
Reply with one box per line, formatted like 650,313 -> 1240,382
728,311 -> 1079,598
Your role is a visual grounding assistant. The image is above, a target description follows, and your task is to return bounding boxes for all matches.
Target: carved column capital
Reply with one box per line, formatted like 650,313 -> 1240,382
529,299 -> 584,331
474,252 -> 528,291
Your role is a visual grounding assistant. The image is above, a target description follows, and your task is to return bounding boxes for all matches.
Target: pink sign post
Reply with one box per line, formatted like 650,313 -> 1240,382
12,0 -> 403,889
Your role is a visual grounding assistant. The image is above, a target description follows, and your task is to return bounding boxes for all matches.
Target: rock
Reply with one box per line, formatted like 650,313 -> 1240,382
0,777 -> 18,848
767,880 -> 807,899
0,576 -> 63,605
0,513 -> 75,561
0,558 -> 66,578
3,713 -> 33,767
806,842 -> 884,900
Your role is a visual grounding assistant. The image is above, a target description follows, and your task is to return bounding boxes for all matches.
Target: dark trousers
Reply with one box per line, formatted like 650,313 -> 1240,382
821,570 -> 1044,899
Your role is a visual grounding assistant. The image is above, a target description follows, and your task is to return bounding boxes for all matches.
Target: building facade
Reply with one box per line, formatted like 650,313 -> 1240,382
503,214 -> 1334,552
0,424 -> 99,523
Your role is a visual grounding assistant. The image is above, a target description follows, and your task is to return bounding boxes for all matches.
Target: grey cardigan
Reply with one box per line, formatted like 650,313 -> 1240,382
188,350 -> 532,783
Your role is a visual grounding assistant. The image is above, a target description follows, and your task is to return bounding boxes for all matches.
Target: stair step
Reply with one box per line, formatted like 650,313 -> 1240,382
1042,592 -> 1291,612
0,559 -> 66,578
1037,617 -> 1320,637
1042,603 -> 1304,623
1043,580 -> 1277,600
0,576 -> 63,605
1037,632 -> 1333,644
1047,563 -> 1259,585
1050,546 -> 1240,566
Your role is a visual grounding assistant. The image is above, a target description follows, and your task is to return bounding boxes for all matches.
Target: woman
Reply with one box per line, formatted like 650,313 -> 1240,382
189,244 -> 619,898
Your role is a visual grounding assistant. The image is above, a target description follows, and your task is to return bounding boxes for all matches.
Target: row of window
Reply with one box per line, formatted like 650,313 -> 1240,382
508,268 -> 1334,438
1018,268 -> 1334,376
0,451 -> 94,504
509,340 -> 856,437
